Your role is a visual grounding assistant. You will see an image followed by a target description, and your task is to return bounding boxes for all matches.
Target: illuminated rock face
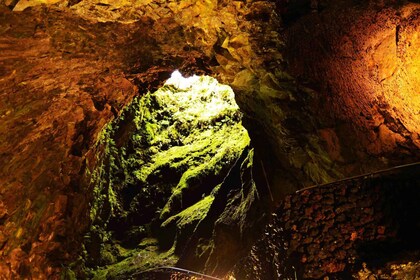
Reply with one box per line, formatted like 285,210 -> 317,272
82,73 -> 252,277
285,2 -> 420,171
0,0 -> 419,278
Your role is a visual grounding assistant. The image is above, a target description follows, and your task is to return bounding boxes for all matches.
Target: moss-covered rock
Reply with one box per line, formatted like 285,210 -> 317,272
82,72 -> 251,277
176,147 -> 269,276
90,239 -> 178,280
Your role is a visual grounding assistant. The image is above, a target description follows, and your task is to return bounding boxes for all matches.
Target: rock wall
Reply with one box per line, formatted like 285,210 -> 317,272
0,1 -> 285,277
0,6 -> 139,278
233,164 -> 420,279
285,1 -> 420,173
0,0 -> 419,278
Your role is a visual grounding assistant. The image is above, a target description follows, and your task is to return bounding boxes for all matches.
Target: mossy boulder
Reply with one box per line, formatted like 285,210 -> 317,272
82,73 -> 251,276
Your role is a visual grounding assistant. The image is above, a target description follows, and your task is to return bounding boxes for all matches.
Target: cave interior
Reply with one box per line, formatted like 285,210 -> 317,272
0,0 -> 419,279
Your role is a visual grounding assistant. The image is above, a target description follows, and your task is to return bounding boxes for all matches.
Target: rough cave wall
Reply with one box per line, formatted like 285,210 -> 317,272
0,0 -> 419,278
233,164 -> 420,279
284,1 -> 420,174
0,8 -> 140,278
0,1 -> 288,277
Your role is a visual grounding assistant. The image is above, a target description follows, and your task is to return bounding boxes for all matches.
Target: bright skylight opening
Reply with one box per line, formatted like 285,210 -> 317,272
156,70 -> 240,123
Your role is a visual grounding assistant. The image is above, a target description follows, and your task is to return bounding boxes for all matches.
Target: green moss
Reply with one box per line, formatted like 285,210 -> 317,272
159,124 -> 249,220
91,240 -> 178,280
60,267 -> 77,280
101,251 -> 117,265
161,195 -> 214,228
83,73 -> 251,276
303,136 -> 342,184
215,148 -> 259,236
196,239 -> 214,260
160,125 -> 249,220
144,122 -> 158,144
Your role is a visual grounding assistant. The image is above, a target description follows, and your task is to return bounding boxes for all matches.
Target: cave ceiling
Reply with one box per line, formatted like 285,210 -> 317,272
0,0 -> 419,278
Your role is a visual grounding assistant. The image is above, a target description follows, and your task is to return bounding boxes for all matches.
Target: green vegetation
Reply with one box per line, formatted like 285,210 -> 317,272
82,73 -> 251,277
91,239 -> 178,280
161,195 -> 214,229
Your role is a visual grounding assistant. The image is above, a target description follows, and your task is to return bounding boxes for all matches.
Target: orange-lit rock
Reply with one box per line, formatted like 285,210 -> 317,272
0,0 -> 419,278
232,164 -> 420,279
286,2 -> 420,174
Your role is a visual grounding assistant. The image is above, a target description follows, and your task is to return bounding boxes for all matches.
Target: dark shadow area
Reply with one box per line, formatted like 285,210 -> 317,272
355,177 -> 420,270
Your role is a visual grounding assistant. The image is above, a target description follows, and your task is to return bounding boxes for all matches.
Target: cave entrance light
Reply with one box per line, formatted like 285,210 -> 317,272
161,70 -> 241,123
85,69 -> 253,276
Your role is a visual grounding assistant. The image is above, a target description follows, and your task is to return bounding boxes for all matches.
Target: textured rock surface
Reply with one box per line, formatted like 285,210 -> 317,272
285,1 -> 420,173
232,164 -> 420,279
0,6 -> 138,278
0,0 -> 419,278
80,74 -> 251,278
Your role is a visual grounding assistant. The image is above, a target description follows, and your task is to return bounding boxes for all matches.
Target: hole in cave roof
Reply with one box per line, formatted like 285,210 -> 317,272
158,70 -> 241,123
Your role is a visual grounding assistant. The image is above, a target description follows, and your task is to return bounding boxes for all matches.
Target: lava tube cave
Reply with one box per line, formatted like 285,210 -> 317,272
0,0 -> 419,279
